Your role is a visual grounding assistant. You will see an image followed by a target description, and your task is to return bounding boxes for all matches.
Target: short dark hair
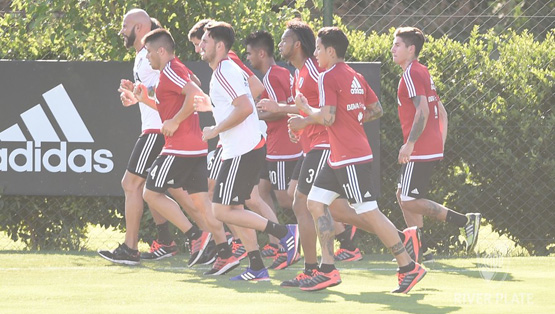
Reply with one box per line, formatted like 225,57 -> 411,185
143,28 -> 175,53
286,19 -> 315,59
317,27 -> 349,59
150,17 -> 162,30
205,21 -> 235,52
244,31 -> 274,57
188,19 -> 215,41
394,27 -> 425,57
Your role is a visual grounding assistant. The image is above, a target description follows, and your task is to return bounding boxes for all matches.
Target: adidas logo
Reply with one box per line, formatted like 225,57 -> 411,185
167,179 -> 175,185
364,191 -> 372,198
411,188 -> 419,195
350,77 -> 364,95
232,196 -> 239,202
0,84 -> 114,173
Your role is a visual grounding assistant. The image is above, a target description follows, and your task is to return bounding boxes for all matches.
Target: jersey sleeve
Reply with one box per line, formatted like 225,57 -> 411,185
403,67 -> 427,98
318,72 -> 338,108
215,62 -> 249,100
228,51 -> 254,77
162,65 -> 191,94
263,70 -> 287,102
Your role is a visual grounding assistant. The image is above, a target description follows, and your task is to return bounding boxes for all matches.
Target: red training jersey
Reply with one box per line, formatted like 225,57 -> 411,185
261,65 -> 302,161
293,57 -> 329,153
155,58 -> 207,157
319,62 -> 378,168
397,60 -> 443,161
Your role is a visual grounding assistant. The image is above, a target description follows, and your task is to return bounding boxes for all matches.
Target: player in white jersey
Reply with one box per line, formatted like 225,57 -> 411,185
187,19 -> 276,263
194,21 -> 299,281
98,9 -> 210,265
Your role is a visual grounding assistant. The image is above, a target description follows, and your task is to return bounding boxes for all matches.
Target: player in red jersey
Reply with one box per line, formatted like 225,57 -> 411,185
132,28 -> 231,268
295,27 -> 426,293
256,21 -> 363,285
245,30 -> 303,261
391,27 -> 481,257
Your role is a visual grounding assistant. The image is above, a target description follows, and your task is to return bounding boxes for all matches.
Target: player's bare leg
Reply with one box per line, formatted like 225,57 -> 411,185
121,171 -> 147,250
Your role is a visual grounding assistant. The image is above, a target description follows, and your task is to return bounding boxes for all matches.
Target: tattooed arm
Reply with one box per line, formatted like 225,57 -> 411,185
363,101 -> 383,122
398,95 -> 429,163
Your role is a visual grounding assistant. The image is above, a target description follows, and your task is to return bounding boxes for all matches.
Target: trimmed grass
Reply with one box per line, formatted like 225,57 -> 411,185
0,252 -> 552,313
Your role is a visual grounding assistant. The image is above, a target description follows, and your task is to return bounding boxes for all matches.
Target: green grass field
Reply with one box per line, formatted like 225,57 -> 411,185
1,250 -> 552,314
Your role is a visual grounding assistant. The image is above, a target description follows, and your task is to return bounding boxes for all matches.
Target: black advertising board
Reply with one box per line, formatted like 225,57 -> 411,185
0,60 -> 380,197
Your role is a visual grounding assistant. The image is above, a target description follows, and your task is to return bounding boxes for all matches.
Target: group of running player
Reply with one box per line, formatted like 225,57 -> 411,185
98,8 -> 482,294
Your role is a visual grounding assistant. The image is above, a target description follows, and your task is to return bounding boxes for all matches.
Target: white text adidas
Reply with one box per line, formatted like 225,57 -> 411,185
0,84 -> 114,173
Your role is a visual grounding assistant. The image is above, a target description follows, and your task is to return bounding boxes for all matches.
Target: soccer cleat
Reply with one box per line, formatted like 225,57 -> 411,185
188,231 -> 212,267
280,269 -> 317,287
203,255 -> 241,276
299,269 -> 342,291
279,224 -> 300,267
461,213 -> 482,253
231,240 -> 247,261
261,243 -> 279,258
270,250 -> 300,270
140,240 -> 178,261
197,240 -> 217,265
391,263 -> 427,294
269,252 -> 287,269
334,248 -> 363,262
230,267 -> 270,281
402,226 -> 422,263
98,243 -> 140,266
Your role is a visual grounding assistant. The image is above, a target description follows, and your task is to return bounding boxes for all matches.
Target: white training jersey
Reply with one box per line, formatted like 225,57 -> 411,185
134,47 -> 162,132
210,58 -> 261,160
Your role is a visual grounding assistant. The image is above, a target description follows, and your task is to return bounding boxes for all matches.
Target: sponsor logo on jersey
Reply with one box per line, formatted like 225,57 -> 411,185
351,77 -> 364,94
0,84 -> 114,173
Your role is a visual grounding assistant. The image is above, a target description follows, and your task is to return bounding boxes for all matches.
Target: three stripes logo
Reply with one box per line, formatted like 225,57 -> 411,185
0,84 -> 114,173
351,77 -> 364,95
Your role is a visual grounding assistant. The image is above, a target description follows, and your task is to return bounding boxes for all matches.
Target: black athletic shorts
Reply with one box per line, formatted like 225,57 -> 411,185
212,146 -> 265,206
145,155 -> 208,194
127,132 -> 164,178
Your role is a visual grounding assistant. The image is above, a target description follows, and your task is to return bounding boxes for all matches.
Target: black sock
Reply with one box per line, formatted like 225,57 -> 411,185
336,229 -> 356,251
319,263 -> 336,274
156,222 -> 173,245
248,250 -> 265,271
398,230 -> 405,242
263,221 -> 288,239
399,261 -> 416,273
216,242 -> 232,259
184,225 -> 202,241
446,210 -> 468,228
304,263 -> 319,274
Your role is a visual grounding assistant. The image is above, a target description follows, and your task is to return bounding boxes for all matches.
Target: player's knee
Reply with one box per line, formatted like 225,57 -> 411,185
122,173 -> 144,194
306,199 -> 324,216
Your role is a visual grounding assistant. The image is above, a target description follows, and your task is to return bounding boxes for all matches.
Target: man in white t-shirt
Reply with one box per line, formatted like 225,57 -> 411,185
194,21 -> 299,281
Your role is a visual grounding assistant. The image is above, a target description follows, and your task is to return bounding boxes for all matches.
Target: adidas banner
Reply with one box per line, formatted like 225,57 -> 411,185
0,61 -> 380,197
0,61 -> 141,196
